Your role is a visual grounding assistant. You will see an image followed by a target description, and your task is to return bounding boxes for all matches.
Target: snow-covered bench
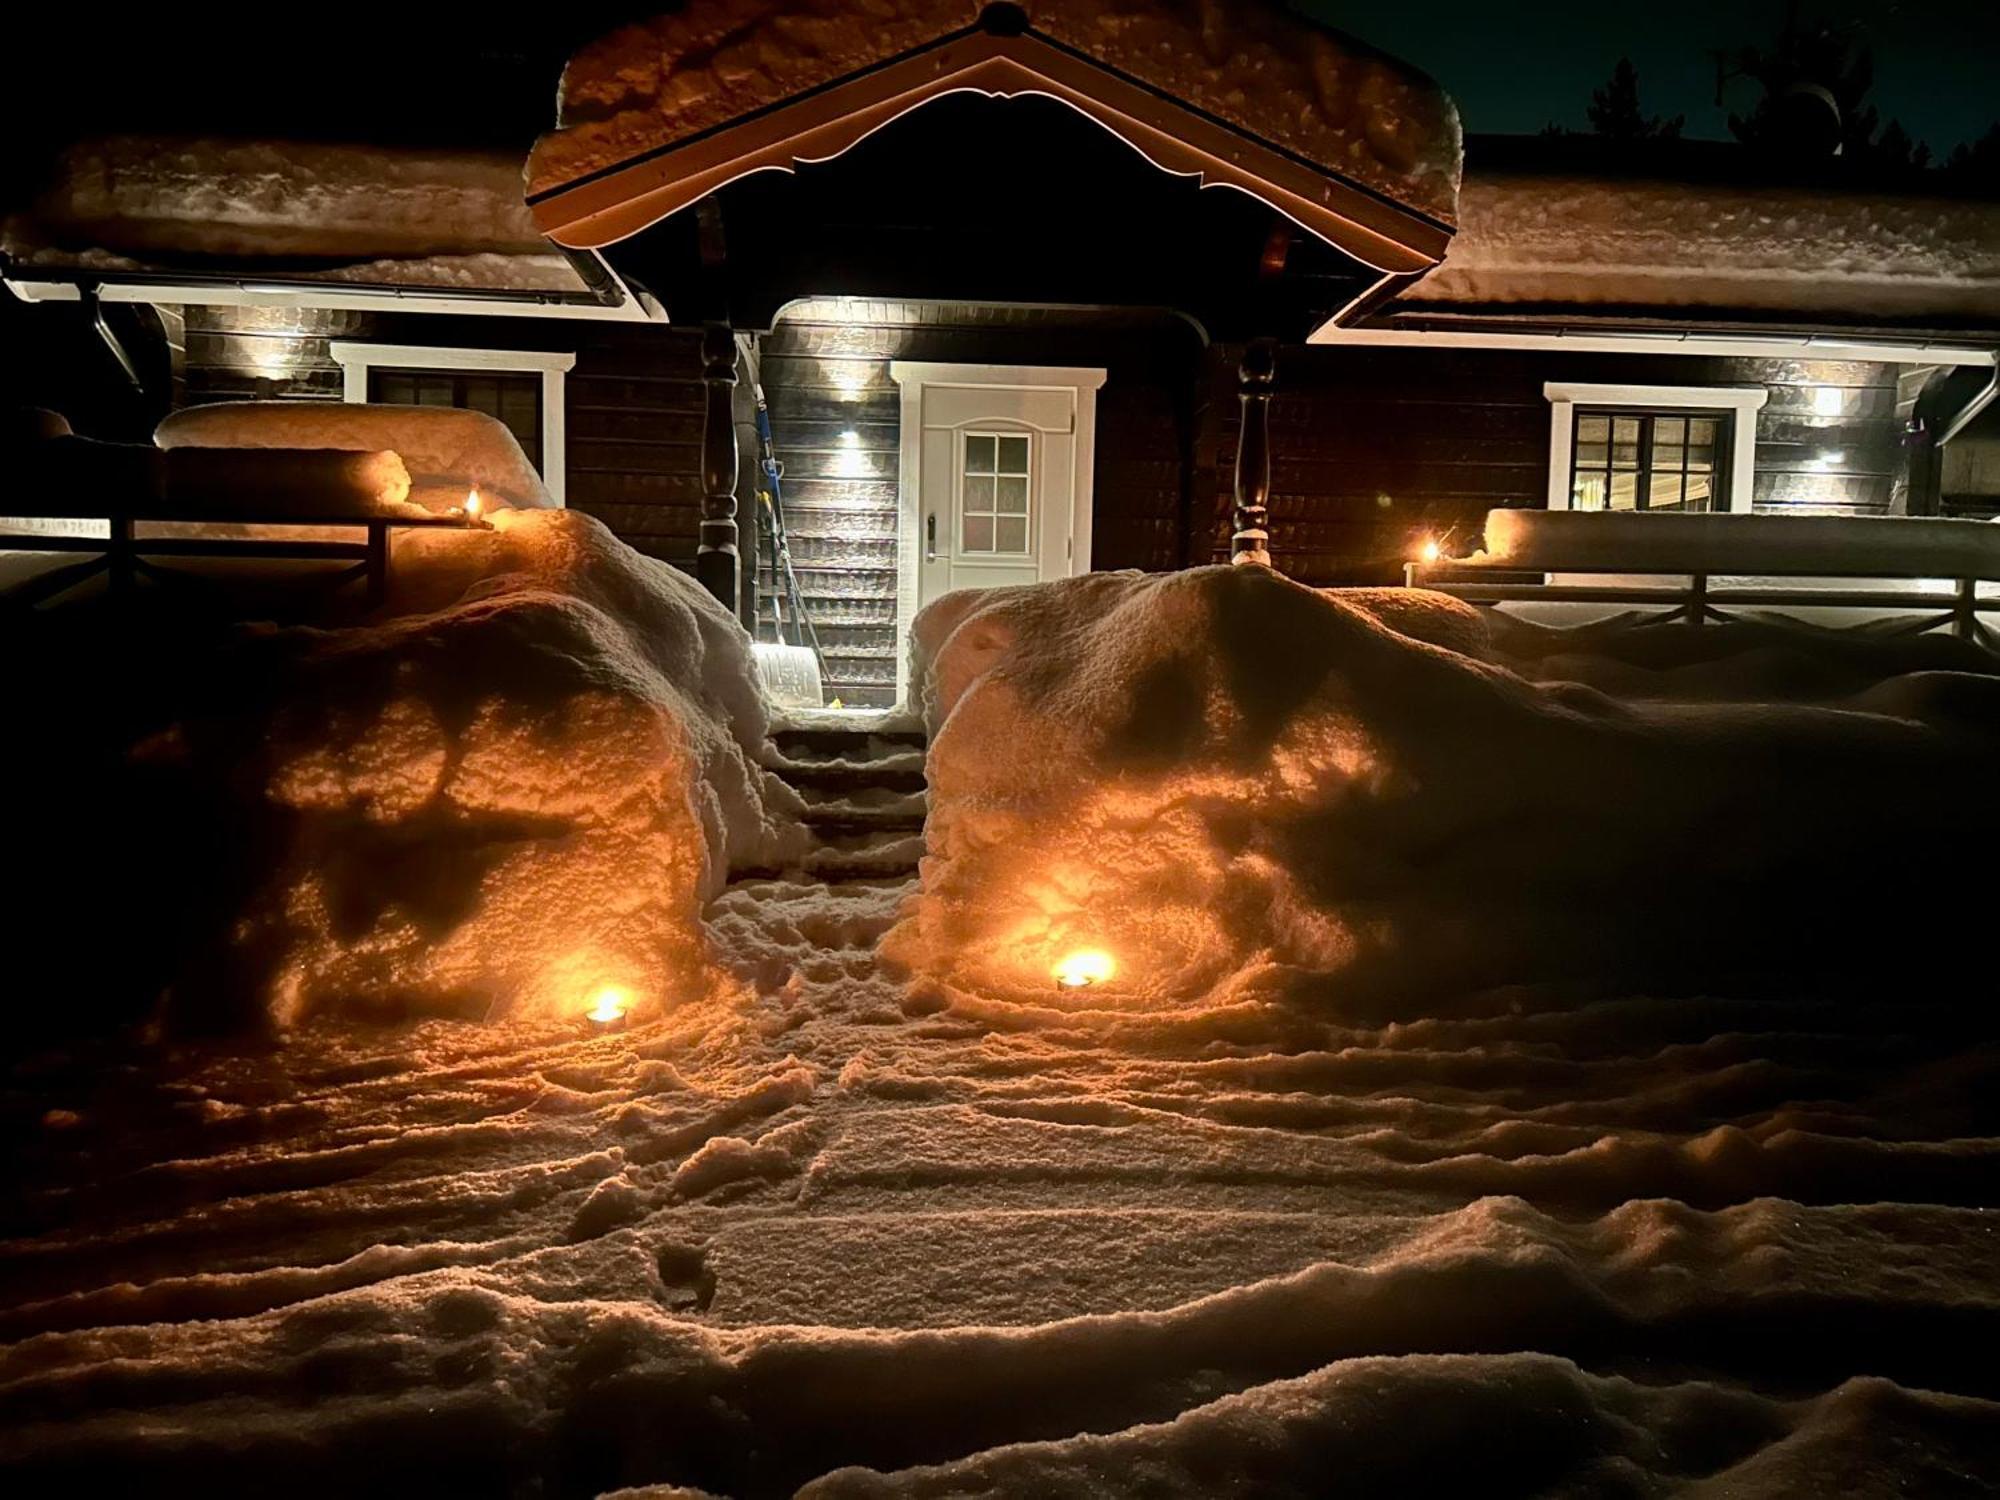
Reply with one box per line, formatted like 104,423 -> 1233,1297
1406,509 -> 2000,644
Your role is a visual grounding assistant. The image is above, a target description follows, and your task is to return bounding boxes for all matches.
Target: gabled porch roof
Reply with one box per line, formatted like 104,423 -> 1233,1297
527,0 -> 1461,281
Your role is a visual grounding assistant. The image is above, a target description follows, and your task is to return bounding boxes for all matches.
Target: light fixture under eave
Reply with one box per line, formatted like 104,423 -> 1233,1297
1053,949 -> 1116,990
1417,536 -> 1442,565
585,982 -> 634,1024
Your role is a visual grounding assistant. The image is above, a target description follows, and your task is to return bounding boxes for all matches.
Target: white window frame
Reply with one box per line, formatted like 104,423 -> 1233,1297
330,342 -> 576,503
1544,382 -> 1768,514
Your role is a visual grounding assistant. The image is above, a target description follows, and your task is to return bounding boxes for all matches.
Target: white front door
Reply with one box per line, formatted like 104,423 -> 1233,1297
889,363 -> 1106,693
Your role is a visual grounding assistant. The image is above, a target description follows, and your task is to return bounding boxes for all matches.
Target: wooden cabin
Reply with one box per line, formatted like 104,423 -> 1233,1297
6,1 -> 1999,703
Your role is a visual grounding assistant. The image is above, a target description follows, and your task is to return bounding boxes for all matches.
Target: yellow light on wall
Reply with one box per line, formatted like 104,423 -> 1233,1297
585,982 -> 634,1023
1052,949 -> 1115,990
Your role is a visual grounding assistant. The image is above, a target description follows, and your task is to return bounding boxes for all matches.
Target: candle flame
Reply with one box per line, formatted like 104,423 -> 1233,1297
585,982 -> 633,1024
1053,949 -> 1115,990
465,488 -> 484,519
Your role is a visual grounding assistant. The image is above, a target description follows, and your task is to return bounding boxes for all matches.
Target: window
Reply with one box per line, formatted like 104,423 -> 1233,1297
368,369 -> 543,469
960,431 -> 1032,555
329,343 -> 576,502
1570,409 -> 1726,512
1543,383 -> 1768,515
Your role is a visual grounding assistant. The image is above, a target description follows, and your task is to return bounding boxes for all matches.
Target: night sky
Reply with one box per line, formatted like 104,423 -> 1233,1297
0,0 -> 1995,185
1318,0 -> 2000,155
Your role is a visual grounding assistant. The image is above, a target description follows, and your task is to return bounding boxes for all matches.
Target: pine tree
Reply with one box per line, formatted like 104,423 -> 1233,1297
1584,58 -> 1684,142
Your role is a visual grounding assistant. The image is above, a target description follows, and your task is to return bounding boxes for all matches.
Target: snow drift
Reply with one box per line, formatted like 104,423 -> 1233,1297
1408,170 -> 2000,322
156,401 -> 554,514
891,566 -> 2000,1015
130,508 -> 801,1029
2,136 -> 588,293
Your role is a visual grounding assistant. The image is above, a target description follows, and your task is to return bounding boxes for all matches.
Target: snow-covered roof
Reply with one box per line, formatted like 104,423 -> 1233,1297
1,137 -> 593,296
1401,169 -> 2000,327
528,0 -> 1460,271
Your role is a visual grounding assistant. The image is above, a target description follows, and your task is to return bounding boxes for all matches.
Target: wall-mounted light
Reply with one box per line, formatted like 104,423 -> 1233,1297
1812,386 -> 1845,418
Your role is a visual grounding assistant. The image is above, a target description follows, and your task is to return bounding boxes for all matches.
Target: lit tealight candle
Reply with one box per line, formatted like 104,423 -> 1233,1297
585,982 -> 634,1024
1052,949 -> 1115,990
465,488 -> 484,520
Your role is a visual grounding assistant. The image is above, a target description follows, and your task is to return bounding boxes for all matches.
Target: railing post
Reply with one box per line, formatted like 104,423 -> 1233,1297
1231,338 -> 1276,568
696,322 -> 741,613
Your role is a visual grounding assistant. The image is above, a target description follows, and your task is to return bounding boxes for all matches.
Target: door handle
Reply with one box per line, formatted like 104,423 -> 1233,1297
926,512 -> 937,563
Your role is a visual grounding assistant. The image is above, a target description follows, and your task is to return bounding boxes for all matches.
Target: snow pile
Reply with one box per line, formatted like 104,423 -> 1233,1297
157,400 -> 552,514
531,1 -> 1458,225
1408,170 -> 2000,320
890,565 -> 2000,1014
2,137 -> 587,293
137,508 -> 802,1028
1478,506 -> 2000,578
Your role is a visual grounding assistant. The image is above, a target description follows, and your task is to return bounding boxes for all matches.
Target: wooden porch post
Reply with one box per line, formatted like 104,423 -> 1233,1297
1231,338 -> 1277,567
696,322 -> 741,612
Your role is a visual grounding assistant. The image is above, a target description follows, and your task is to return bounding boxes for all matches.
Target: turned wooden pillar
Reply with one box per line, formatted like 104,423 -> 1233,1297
695,322 -> 741,611
1231,338 -> 1277,567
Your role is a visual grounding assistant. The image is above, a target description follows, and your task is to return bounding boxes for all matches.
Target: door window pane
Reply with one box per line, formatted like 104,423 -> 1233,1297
959,429 -> 1032,555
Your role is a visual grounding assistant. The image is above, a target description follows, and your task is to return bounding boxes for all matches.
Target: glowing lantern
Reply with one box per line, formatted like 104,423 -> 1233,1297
1052,949 -> 1116,990
585,982 -> 634,1024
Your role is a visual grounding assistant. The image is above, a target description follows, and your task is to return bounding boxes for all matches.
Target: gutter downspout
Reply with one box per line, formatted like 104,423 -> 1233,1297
85,286 -> 146,396
1937,361 -> 2000,449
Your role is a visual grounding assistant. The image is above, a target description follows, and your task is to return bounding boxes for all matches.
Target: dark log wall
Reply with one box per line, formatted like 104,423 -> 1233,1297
1202,344 -> 1918,583
752,319 -> 902,706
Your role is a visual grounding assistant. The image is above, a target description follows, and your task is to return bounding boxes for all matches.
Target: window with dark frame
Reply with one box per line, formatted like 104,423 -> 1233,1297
367,369 -> 544,472
1570,408 -> 1728,512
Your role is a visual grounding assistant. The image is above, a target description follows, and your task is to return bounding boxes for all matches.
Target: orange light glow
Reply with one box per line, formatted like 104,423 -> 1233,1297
585,982 -> 634,1023
1053,949 -> 1116,990
1417,536 -> 1442,565
465,488 -> 484,519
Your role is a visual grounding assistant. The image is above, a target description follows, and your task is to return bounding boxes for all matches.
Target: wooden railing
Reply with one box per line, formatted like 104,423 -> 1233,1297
1231,339 -> 1277,568
695,321 -> 742,614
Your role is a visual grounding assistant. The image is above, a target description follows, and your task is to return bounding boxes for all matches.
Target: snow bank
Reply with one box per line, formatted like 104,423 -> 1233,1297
2,137 -> 588,294
156,401 -> 552,514
136,508 -> 802,1028
1478,507 -> 2000,578
1408,171 -> 2000,320
890,566 -> 2000,1015
531,1 -> 1459,225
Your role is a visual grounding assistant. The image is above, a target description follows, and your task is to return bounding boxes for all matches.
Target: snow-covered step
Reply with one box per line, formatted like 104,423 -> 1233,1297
740,723 -> 930,885
796,783 -> 928,837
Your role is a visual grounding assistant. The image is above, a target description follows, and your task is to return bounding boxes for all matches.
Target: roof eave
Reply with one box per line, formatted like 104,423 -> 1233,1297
528,28 -> 1451,278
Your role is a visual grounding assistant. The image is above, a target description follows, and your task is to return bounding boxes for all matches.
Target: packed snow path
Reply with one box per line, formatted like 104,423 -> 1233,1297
7,786 -> 2000,1498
